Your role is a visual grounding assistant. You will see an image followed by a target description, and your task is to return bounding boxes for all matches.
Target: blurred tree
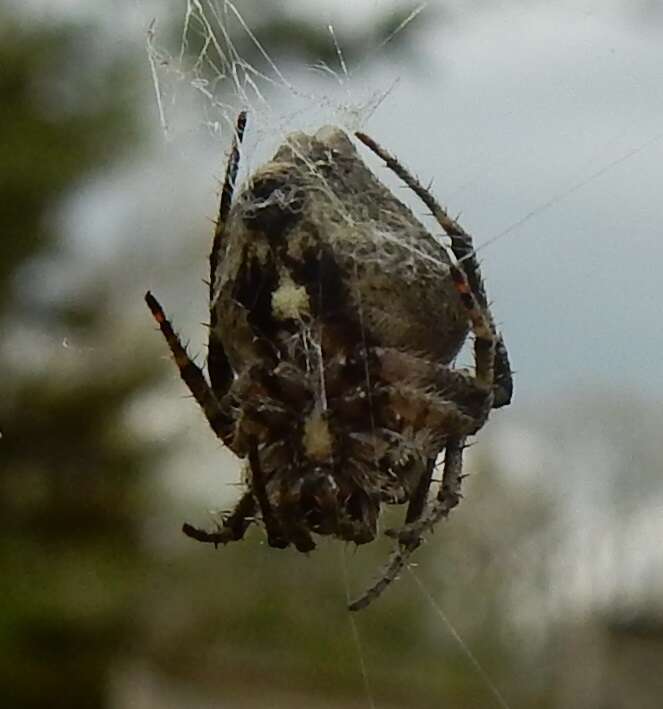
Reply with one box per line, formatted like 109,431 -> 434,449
0,9 -> 158,709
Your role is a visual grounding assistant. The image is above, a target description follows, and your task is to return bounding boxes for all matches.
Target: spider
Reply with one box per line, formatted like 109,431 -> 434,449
146,112 -> 512,610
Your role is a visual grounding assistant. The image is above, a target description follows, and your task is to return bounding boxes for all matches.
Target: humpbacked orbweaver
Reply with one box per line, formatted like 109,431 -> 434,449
146,112 -> 512,609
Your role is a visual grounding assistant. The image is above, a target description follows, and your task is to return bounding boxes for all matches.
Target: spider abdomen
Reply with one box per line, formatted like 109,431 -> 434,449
213,126 -> 470,374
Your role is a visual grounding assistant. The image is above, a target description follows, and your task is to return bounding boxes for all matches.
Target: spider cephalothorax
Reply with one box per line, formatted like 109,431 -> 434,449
146,112 -> 512,609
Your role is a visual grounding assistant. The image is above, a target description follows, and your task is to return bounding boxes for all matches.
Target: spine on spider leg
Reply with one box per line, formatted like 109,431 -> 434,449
449,234 -> 488,308
354,130 -> 492,322
450,247 -> 512,405
182,491 -> 256,546
348,440 -> 468,612
356,131 -> 497,310
438,209 -> 513,403
446,227 -> 513,405
144,291 -> 234,443
442,213 -> 514,406
354,129 -> 512,406
449,264 -> 495,391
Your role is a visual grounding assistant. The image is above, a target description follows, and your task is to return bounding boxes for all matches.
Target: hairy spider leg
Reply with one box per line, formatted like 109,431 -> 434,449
145,291 -> 235,444
210,111 -> 247,294
247,440 -> 289,549
208,111 -> 247,398
348,437 -> 466,611
351,132 -> 505,610
394,437 -> 465,551
404,457 -> 436,525
448,263 -> 495,391
357,264 -> 493,608
277,478 -> 317,553
492,336 -> 513,407
182,491 -> 256,546
354,131 -> 512,407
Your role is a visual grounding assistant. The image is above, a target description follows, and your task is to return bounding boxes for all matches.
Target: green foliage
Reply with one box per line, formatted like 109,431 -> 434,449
0,9 -> 153,708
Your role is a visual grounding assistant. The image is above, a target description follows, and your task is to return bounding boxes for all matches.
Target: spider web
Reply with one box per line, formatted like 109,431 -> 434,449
145,0 -> 418,152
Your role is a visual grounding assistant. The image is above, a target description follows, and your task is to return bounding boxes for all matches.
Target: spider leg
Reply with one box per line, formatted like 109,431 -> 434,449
492,336 -> 513,408
404,457 -> 436,524
280,501 -> 316,553
182,491 -> 256,546
208,111 -> 247,398
379,457 -> 436,549
354,132 -> 512,406
348,438 -> 466,611
145,291 -> 234,444
281,520 -> 315,553
448,264 -> 495,391
247,440 -> 289,549
209,111 -> 247,296
394,436 -> 465,547
273,466 -> 316,553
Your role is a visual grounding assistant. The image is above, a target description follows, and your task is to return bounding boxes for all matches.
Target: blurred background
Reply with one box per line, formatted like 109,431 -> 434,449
2,1 -> 662,707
